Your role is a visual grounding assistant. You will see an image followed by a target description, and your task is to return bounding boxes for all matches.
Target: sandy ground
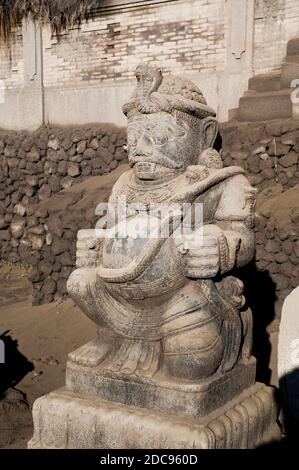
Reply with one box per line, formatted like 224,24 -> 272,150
0,263 -> 96,448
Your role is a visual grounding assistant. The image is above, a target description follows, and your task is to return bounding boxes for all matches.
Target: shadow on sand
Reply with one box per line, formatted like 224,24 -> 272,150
0,330 -> 34,400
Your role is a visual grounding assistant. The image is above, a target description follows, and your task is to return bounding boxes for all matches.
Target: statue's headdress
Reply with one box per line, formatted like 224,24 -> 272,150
123,64 -> 216,120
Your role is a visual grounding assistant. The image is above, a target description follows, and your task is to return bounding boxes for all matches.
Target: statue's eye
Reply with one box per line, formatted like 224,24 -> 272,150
166,126 -> 185,140
177,128 -> 186,137
128,134 -> 137,147
154,135 -> 167,146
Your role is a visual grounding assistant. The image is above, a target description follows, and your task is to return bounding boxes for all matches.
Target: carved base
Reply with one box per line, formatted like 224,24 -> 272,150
28,383 -> 280,449
66,351 -> 256,419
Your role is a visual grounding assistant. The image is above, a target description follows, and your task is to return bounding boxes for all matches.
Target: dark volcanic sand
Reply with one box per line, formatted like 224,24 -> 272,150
0,263 -> 95,448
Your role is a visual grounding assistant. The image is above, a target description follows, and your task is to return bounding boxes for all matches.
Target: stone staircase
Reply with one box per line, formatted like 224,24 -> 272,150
237,38 -> 299,121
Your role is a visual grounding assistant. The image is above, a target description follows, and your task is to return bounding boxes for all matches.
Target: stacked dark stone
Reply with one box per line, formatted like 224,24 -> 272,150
254,184 -> 299,319
220,120 -> 299,319
221,119 -> 299,191
0,124 -> 127,272
26,209 -> 84,305
3,159 -> 127,305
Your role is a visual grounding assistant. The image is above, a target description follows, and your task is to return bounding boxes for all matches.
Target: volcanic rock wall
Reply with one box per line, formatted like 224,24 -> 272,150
255,184 -> 299,313
24,165 -> 128,305
0,124 -> 127,268
221,119 -> 299,325
221,119 -> 299,191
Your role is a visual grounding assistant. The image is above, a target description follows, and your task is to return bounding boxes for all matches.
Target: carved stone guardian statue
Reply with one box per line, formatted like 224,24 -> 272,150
29,65 -> 280,449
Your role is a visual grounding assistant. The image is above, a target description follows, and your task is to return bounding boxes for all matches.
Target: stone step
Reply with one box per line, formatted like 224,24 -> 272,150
285,53 -> 299,64
287,37 -> 299,57
237,89 -> 293,121
248,73 -> 281,93
280,62 -> 299,89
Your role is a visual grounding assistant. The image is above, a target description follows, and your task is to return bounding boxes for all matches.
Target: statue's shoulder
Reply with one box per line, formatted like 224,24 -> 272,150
197,149 -> 251,191
111,168 -> 133,195
223,170 -> 253,191
215,169 -> 257,222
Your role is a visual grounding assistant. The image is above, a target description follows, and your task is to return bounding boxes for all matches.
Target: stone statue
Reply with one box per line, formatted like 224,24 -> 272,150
67,64 -> 256,383
28,65 -> 280,449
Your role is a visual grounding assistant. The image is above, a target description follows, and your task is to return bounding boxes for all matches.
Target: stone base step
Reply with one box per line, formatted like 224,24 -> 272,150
248,73 -> 281,93
285,54 -> 299,64
287,38 -> 299,57
237,89 -> 293,121
28,383 -> 280,449
281,62 -> 299,89
66,352 -> 256,420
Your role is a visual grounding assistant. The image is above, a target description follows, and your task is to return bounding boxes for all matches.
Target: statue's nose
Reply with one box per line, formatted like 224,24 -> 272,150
136,133 -> 153,156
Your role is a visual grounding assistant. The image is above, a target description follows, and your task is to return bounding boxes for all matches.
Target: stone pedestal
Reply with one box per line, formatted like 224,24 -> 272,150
28,344 -> 280,449
28,382 -> 279,449
65,347 -> 257,420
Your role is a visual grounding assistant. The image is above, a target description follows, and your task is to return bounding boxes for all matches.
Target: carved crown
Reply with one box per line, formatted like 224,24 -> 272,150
123,63 -> 216,120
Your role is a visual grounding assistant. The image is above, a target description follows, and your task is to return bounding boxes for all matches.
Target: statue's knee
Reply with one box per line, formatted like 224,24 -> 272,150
162,323 -> 224,380
67,268 -> 96,297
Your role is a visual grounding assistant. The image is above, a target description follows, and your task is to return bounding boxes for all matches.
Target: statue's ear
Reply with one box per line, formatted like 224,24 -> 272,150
202,117 -> 219,149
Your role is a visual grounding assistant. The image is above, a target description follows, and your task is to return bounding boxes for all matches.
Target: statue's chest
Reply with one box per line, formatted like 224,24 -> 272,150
120,185 -> 175,206
102,214 -> 159,269
99,214 -> 185,296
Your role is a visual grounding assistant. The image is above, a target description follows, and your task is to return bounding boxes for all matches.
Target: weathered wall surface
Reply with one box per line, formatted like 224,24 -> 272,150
42,0 -> 227,87
42,0 -> 231,124
0,0 -> 254,128
2,1 -> 299,129
254,0 -> 299,74
0,28 -> 24,89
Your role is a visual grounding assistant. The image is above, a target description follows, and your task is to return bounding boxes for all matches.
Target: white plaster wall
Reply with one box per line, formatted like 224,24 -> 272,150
43,69 -> 251,127
3,0 -> 299,130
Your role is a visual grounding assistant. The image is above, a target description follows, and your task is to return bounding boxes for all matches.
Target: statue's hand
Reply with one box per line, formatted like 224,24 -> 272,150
76,229 -> 102,268
176,224 -> 221,279
185,235 -> 220,279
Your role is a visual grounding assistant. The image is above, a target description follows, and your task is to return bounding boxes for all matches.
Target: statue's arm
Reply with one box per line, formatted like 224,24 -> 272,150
179,174 -> 256,279
213,174 -> 256,273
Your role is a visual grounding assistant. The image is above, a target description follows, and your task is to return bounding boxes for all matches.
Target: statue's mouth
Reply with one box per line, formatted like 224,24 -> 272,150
134,161 -> 155,169
130,154 -> 183,170
134,162 -> 159,180
132,161 -> 181,182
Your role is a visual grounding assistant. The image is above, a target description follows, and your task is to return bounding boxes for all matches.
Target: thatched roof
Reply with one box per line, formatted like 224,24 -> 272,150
0,0 -> 102,44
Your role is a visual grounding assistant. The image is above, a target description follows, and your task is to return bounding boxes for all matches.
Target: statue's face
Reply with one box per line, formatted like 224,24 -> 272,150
127,112 -> 200,181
